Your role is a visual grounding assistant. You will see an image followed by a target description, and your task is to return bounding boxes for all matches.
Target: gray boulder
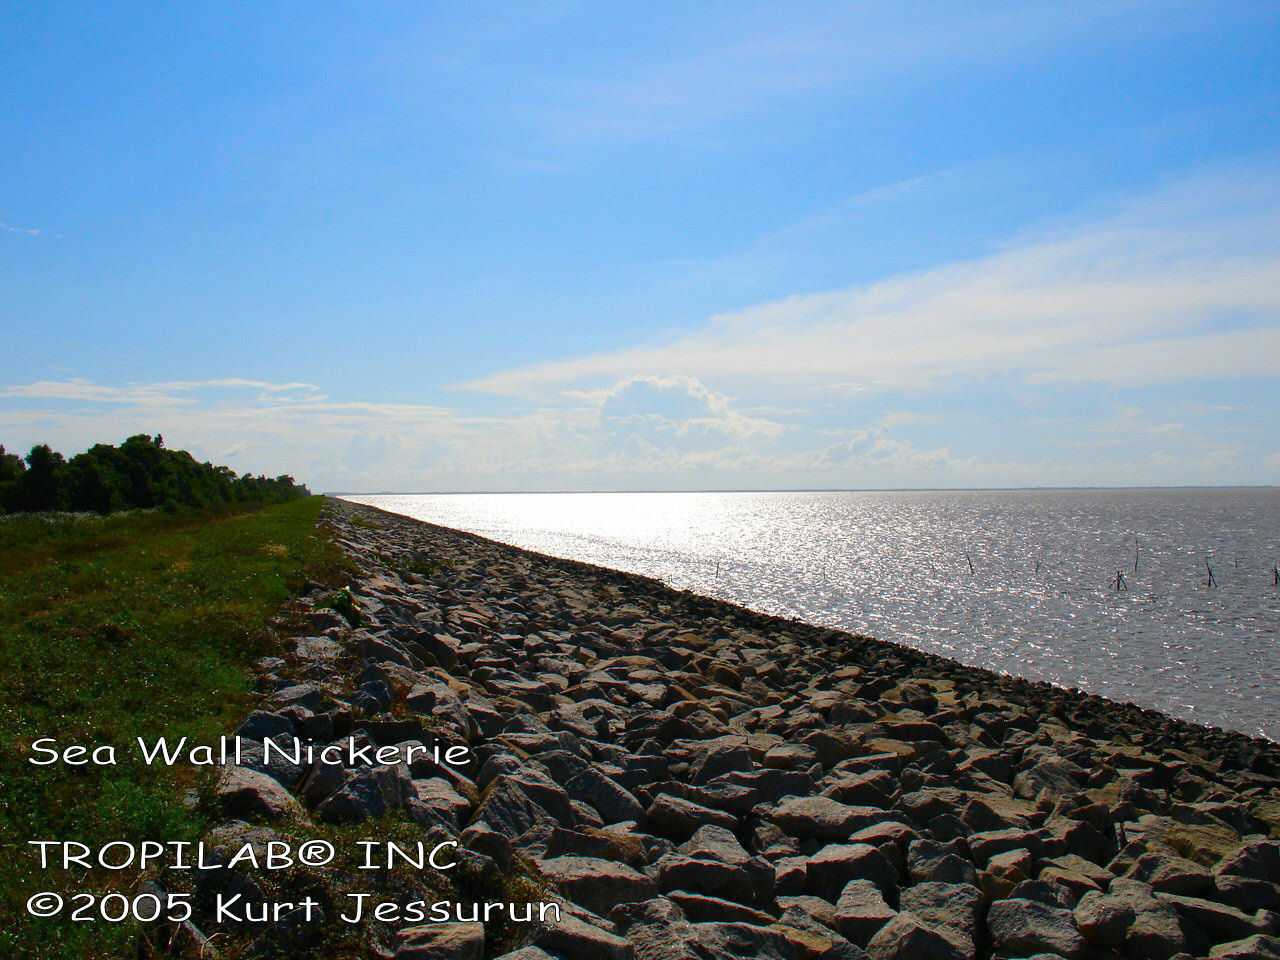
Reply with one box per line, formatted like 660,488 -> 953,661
986,898 -> 1085,960
216,766 -> 300,822
899,881 -> 982,959
806,843 -> 898,904
1074,889 -> 1136,949
834,879 -> 896,947
538,856 -> 658,917
531,912 -> 634,960
394,922 -> 484,959
865,911 -> 966,960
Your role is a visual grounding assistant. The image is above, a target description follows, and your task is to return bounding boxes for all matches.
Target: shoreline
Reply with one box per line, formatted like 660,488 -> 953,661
348,497 -> 1280,760
169,495 -> 1279,958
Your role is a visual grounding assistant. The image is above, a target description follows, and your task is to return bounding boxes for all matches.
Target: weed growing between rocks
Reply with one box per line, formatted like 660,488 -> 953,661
312,587 -> 361,628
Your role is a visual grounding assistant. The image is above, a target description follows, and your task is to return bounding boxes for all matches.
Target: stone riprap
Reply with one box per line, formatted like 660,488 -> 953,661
183,498 -> 1280,959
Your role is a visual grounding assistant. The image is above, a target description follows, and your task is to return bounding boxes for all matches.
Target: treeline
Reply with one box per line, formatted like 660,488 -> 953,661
0,434 -> 310,515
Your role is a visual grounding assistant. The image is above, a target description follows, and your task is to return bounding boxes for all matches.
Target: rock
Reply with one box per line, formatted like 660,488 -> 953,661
608,897 -> 694,959
1156,892 -> 1263,943
689,740 -> 755,784
986,848 -> 1032,884
771,913 -> 865,959
472,775 -> 558,839
567,766 -> 645,825
1010,877 -> 1077,909
800,729 -> 863,767
216,766 -> 300,821
406,681 -> 472,734
209,500 -> 1280,960
531,912 -> 635,960
764,743 -> 819,770
1158,820 -> 1245,868
237,736 -> 307,790
1074,890 -> 1136,949
834,879 -> 896,947
1126,852 -> 1214,895
986,898 -> 1086,960
774,856 -> 810,896
1218,841 -> 1280,883
1013,758 -> 1082,802
395,923 -> 485,959
504,768 -> 579,825
907,839 -> 977,885
770,797 -> 882,841
647,793 -> 738,838
680,923 -> 799,959
666,891 -> 774,925
315,764 -> 413,824
1111,883 -> 1188,960
899,881 -> 981,959
805,844 -> 899,904
656,853 -> 773,907
1209,935 -> 1280,959
822,772 -> 895,808
665,824 -> 776,905
865,911 -> 966,960
1215,875 -> 1280,913
969,828 -> 1036,866
414,777 -> 471,825
610,897 -> 795,960
537,856 -> 658,917
462,823 -> 514,869
777,895 -> 840,931
236,710 -> 295,741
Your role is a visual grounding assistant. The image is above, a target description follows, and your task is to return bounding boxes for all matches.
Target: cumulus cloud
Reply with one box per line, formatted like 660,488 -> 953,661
599,376 -> 783,442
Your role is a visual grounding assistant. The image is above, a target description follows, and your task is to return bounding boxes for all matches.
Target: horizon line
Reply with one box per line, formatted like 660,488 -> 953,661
327,484 -> 1280,496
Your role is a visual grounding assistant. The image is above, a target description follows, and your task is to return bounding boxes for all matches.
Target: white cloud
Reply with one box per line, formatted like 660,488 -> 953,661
0,377 -> 324,406
503,3 -> 1205,152
599,376 -> 783,441
1,221 -> 44,237
4,168 -> 1277,491
462,167 -> 1280,398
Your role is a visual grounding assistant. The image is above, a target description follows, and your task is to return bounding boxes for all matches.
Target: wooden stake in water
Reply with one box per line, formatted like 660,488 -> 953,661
1112,571 -> 1128,591
1205,558 -> 1216,588
1134,537 -> 1139,574
965,550 -> 974,575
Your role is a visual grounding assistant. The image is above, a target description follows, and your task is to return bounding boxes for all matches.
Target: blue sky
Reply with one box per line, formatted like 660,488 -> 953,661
3,1 -> 1278,490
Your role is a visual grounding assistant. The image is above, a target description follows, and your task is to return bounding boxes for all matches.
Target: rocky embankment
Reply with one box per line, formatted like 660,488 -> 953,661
186,497 -> 1280,960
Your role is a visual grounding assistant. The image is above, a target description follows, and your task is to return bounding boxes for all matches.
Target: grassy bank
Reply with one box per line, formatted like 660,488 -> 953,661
0,497 -> 345,959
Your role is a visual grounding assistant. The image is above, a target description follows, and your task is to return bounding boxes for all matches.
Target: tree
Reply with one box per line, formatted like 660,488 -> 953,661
0,435 -> 309,515
0,444 -> 25,510
68,458 -> 118,514
9,444 -> 70,512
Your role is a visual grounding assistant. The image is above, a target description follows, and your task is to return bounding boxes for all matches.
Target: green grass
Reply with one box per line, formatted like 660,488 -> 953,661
0,497 -> 346,959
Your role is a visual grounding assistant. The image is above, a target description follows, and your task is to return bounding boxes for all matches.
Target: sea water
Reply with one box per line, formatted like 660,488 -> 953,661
346,489 -> 1280,741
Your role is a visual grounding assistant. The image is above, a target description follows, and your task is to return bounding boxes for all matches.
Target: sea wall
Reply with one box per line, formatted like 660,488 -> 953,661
177,496 -> 1280,959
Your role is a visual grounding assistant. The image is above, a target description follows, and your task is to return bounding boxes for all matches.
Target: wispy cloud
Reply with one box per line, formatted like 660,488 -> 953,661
462,166 -> 1280,397
493,2 -> 1217,156
0,378 -> 324,406
0,221 -> 52,238
4,168 -> 1277,491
